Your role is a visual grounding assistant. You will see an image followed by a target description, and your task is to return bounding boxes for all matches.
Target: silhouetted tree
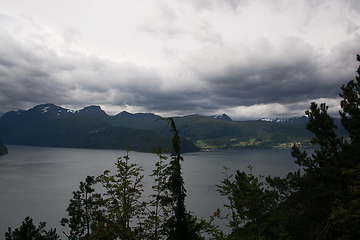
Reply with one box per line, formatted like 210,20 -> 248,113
61,176 -> 100,240
93,149 -> 145,240
158,118 -> 205,240
213,54 -> 360,239
6,216 -> 60,240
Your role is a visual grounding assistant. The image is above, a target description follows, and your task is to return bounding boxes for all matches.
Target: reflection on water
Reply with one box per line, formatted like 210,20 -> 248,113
0,145 -> 309,238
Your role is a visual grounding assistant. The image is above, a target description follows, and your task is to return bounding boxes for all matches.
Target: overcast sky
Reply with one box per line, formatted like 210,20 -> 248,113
0,0 -> 359,120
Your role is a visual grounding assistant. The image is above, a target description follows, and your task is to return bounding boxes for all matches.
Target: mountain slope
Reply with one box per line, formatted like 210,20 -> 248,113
168,116 -> 315,149
209,114 -> 233,121
2,103 -> 349,151
0,104 -> 198,153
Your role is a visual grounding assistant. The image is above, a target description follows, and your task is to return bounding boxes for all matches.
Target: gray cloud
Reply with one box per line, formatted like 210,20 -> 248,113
1,26 -> 359,118
181,36 -> 359,110
132,1 -> 183,38
344,0 -> 360,14
345,21 -> 360,34
186,0 -> 249,12
0,29 -> 163,112
0,1 -> 359,120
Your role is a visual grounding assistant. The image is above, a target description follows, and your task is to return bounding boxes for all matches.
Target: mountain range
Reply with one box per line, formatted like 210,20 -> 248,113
0,103 -> 348,152
0,104 -> 198,153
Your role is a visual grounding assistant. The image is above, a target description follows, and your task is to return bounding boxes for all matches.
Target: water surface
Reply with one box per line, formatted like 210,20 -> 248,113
0,145 -> 309,238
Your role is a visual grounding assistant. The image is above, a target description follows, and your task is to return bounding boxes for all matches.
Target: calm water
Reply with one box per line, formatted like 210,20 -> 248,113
0,145 -> 310,238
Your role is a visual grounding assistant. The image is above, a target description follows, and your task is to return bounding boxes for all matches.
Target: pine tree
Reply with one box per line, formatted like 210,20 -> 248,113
6,216 -> 60,240
94,150 -> 145,239
272,54 -> 360,239
61,176 -> 101,240
213,54 -> 360,239
159,118 -> 205,240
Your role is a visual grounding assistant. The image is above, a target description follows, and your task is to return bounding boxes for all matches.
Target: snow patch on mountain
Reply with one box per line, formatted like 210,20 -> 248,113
209,114 -> 233,121
259,116 -> 309,125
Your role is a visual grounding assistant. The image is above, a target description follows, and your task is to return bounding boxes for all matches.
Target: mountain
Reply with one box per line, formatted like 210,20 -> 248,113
115,111 -> 161,119
0,104 -> 199,153
166,115 -> 315,149
209,114 -> 233,121
259,115 -> 347,137
74,105 -> 109,119
260,116 -> 309,125
1,103 -> 350,152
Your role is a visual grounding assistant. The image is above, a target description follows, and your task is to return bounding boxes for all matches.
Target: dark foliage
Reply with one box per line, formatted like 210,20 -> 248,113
0,112 -> 199,153
213,54 -> 360,239
5,217 -> 60,240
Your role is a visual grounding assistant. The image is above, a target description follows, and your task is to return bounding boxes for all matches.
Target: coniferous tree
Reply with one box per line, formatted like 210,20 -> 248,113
212,54 -> 360,239
162,118 -> 188,239
141,148 -> 172,240
6,216 -> 60,240
60,176 -> 100,240
268,55 -> 360,239
215,166 -> 288,240
93,149 -> 145,240
330,54 -> 360,238
159,118 -> 205,240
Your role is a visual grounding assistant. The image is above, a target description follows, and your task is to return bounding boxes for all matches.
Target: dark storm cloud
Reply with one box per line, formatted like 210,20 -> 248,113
0,24 -> 209,115
182,36 -> 360,111
1,32 -> 359,116
0,17 -> 359,117
0,29 -> 162,112
117,89 -> 211,113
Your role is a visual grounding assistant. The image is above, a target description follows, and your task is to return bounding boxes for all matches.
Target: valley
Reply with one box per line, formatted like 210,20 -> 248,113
0,103 -> 347,152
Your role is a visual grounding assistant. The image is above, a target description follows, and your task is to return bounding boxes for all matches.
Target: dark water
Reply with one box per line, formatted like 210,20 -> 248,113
0,145 -> 310,238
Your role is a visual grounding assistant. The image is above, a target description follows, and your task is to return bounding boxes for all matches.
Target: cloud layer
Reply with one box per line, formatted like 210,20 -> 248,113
0,0 -> 359,120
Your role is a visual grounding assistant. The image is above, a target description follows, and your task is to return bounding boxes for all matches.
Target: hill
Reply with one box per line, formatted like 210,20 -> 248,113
0,104 -> 198,153
158,115 -> 315,150
1,103 -> 348,151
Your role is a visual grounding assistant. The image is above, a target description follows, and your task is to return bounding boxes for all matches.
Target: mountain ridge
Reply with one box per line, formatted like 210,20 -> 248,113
0,104 -> 199,153
5,104 -> 312,124
0,103 -> 349,151
209,114 -> 232,121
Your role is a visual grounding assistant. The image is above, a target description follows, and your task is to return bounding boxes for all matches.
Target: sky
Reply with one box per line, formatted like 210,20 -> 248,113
0,0 -> 359,120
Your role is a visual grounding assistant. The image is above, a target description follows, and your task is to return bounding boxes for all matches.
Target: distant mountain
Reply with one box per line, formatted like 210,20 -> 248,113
0,104 -> 199,153
1,103 -> 350,152
74,105 -> 109,119
259,116 -> 309,125
259,115 -> 347,137
115,111 -> 161,119
165,115 -> 314,146
209,114 -> 233,121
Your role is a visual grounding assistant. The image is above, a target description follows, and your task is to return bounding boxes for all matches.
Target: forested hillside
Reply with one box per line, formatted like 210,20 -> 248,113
0,100 -> 349,152
0,105 -> 198,153
104,113 -> 318,149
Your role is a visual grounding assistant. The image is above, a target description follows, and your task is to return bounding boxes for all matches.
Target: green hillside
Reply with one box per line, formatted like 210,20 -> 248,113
0,109 -> 199,153
103,114 -> 316,150
2,103 -> 347,151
